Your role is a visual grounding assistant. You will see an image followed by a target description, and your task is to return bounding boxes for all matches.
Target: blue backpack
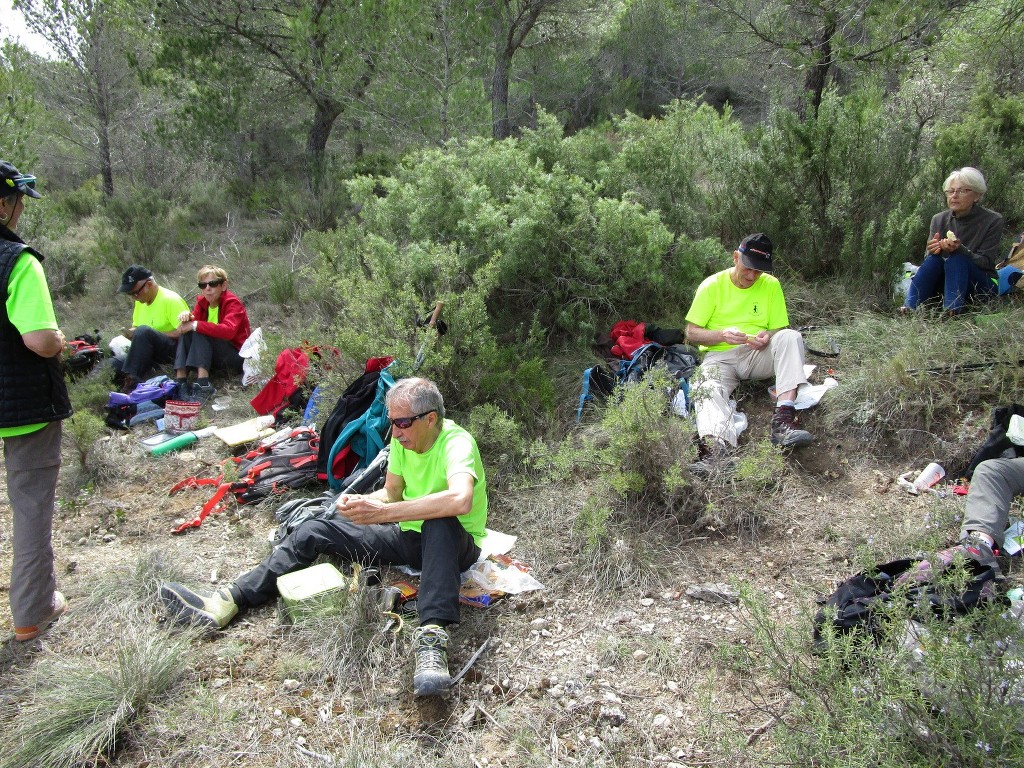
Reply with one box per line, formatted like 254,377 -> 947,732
576,343 -> 698,423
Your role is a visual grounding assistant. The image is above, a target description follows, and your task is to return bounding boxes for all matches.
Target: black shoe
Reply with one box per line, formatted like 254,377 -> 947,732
770,405 -> 813,448
187,381 -> 216,405
160,582 -> 239,630
689,438 -> 735,477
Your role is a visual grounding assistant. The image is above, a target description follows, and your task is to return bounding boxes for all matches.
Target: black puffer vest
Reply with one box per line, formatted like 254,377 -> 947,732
0,234 -> 73,428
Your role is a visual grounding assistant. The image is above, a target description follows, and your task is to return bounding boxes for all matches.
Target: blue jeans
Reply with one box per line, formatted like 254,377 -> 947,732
904,253 -> 997,313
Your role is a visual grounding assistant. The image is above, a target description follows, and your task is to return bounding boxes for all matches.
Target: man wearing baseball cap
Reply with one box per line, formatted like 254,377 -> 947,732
110,264 -> 189,391
0,160 -> 72,641
685,233 -> 812,473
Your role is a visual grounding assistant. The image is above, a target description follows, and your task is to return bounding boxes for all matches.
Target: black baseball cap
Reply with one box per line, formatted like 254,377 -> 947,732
118,265 -> 153,293
737,232 -> 774,272
0,160 -> 41,199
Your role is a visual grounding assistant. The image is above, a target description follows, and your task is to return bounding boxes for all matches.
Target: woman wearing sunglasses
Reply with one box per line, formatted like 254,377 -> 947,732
901,167 -> 1004,316
174,264 -> 251,402
0,160 -> 72,641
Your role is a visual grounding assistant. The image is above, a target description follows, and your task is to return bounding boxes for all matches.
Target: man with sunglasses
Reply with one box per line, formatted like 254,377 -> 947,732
0,160 -> 73,642
160,377 -> 487,698
110,264 -> 189,391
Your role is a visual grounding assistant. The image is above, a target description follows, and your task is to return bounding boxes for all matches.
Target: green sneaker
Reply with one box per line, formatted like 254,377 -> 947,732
412,625 -> 452,697
160,582 -> 238,630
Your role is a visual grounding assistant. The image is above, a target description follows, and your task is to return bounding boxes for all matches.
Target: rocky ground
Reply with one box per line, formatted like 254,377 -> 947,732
1,378 -> 1017,768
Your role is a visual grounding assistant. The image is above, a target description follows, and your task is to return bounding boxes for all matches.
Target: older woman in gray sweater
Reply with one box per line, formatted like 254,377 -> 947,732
902,167 -> 1004,315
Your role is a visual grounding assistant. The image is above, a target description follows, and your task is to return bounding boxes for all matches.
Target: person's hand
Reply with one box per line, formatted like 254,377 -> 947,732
747,330 -> 770,351
177,311 -> 193,324
926,232 -> 943,255
335,493 -> 387,525
939,235 -> 960,253
722,328 -> 751,346
55,329 -> 66,352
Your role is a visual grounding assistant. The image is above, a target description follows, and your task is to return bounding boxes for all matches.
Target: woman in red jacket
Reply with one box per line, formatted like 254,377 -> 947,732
174,265 -> 251,402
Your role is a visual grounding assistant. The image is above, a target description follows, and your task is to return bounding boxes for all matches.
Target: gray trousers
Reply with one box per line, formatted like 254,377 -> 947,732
962,456 -> 1024,542
692,328 -> 808,446
2,420 -> 61,628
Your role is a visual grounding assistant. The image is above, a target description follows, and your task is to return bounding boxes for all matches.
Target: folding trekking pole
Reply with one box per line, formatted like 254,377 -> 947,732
413,300 -> 444,372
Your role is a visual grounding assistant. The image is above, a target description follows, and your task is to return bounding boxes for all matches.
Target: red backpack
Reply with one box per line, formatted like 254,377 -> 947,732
170,426 -> 320,534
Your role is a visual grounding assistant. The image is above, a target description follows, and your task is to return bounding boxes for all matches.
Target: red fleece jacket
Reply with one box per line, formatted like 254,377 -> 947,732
192,289 -> 251,351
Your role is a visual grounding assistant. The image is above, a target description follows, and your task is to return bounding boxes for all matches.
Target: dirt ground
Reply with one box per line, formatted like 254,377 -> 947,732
0,378 -> 1015,767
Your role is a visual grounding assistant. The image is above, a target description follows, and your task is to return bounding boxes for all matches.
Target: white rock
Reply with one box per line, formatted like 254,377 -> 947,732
652,713 -> 671,728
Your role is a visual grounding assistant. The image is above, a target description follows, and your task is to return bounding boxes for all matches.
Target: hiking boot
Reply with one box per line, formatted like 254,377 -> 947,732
770,405 -> 813,448
412,625 -> 452,697
174,379 -> 191,400
160,583 -> 238,630
187,381 -> 216,406
689,437 -> 735,477
935,531 -> 1003,578
14,591 -> 67,642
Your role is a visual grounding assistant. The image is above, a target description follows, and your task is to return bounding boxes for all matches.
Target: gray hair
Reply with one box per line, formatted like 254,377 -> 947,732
944,167 -> 987,196
386,377 -> 445,420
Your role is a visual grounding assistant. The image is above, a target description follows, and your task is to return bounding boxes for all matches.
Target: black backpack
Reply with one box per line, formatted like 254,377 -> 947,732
962,403 -> 1024,479
813,555 -> 1003,645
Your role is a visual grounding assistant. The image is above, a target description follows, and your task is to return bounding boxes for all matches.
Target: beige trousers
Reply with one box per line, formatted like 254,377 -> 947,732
692,328 -> 807,446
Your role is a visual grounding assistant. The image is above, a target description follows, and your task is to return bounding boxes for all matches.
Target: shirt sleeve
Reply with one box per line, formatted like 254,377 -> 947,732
443,432 -> 479,481
684,275 -> 716,328
766,279 -> 790,330
5,253 -> 58,334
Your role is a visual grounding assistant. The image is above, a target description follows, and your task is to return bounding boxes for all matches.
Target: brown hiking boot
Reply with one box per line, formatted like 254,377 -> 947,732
770,405 -> 813,448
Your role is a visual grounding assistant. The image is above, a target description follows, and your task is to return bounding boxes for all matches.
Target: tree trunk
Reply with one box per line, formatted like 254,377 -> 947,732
491,46 -> 512,139
802,21 -> 836,119
306,98 -> 342,166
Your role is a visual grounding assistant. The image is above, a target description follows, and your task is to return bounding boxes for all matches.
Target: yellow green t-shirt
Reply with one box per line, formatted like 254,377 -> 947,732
1,252 -> 58,438
685,269 -> 790,352
132,285 -> 188,333
389,419 -> 488,545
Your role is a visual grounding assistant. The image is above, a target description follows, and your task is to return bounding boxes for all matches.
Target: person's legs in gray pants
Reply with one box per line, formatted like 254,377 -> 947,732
961,456 -> 1024,542
3,420 -> 61,628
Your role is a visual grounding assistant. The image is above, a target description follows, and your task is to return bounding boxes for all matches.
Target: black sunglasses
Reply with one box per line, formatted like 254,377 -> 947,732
197,279 -> 225,289
129,279 -> 150,297
388,411 -> 433,429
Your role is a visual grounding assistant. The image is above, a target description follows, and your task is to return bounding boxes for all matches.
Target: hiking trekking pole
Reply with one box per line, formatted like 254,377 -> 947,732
413,300 -> 444,372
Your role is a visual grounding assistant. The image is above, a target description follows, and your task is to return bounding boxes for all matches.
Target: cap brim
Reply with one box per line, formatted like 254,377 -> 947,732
22,188 -> 41,199
739,252 -> 772,272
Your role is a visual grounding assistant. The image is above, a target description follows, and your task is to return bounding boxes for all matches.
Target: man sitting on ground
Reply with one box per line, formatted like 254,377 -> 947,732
110,265 -> 188,390
948,454 -> 1024,575
685,233 -> 812,470
160,377 -> 487,698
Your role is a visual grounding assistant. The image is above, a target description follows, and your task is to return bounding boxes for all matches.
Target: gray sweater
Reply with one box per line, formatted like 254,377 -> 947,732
928,204 -> 1004,276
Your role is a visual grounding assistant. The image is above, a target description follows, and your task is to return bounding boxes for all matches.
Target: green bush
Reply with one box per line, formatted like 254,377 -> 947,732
95,188 -> 195,273
743,88 -> 929,291
727,581 -> 1024,767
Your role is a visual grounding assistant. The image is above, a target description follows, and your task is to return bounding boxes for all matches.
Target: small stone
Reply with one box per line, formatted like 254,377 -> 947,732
685,583 -> 740,605
639,597 -> 655,607
282,679 -> 301,691
599,706 -> 626,725
531,617 -> 549,628
633,649 -> 649,662
289,717 -> 302,727
652,713 -> 671,728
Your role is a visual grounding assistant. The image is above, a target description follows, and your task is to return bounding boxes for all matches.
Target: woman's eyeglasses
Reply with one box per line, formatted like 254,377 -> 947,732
197,279 -> 225,289
388,411 -> 433,429
945,187 -> 975,197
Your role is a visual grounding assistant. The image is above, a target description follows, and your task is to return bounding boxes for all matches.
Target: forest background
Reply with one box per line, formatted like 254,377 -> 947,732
4,2 -> 1024,767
